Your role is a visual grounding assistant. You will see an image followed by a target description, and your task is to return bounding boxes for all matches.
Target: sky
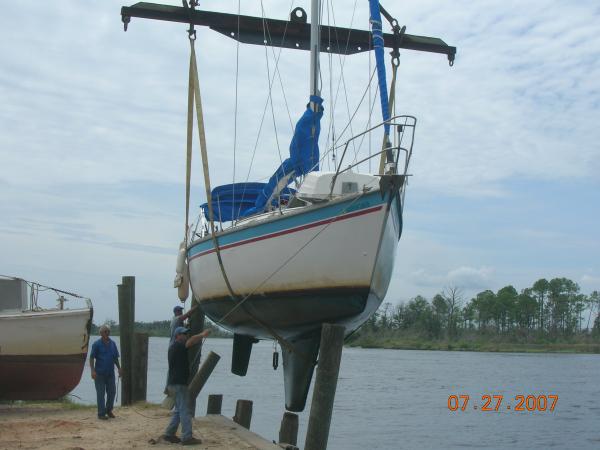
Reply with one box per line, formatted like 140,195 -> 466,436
1,0 -> 599,324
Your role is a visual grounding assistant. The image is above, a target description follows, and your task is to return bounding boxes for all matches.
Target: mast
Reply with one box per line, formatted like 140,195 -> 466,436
309,0 -> 321,102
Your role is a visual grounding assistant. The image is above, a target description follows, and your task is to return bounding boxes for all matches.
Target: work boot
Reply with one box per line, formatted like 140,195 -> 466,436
98,415 -> 108,420
160,434 -> 181,444
181,436 -> 202,445
107,411 -> 116,418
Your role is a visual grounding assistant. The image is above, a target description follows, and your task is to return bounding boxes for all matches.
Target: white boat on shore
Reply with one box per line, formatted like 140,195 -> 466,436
0,276 -> 93,401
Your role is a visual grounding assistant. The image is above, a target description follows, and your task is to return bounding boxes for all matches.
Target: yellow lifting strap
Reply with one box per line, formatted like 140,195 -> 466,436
187,37 -> 238,299
186,38 -> 213,241
184,40 -> 299,357
377,62 -> 399,174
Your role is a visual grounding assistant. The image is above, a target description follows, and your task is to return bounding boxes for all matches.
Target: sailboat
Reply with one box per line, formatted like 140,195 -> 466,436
0,276 -> 93,400
121,1 -> 455,411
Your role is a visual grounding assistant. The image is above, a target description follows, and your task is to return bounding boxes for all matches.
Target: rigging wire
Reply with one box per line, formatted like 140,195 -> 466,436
232,0 -> 241,221
319,67 -> 378,169
321,0 -> 353,152
260,0 -> 284,166
368,14 -> 372,173
235,0 -> 296,221
0,275 -> 90,300
326,0 -> 360,162
263,10 -> 295,134
352,68 -> 382,165
326,0 -> 335,171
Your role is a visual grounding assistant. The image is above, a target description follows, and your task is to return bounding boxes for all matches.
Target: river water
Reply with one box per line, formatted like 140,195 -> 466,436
73,337 -> 600,449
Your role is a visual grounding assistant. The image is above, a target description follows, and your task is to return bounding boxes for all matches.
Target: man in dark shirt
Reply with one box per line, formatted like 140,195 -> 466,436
170,305 -> 198,344
162,326 -> 210,445
164,304 -> 198,394
89,324 -> 122,420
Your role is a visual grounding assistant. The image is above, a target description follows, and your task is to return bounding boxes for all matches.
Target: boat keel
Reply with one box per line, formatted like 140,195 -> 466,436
282,332 -> 321,412
231,333 -> 259,376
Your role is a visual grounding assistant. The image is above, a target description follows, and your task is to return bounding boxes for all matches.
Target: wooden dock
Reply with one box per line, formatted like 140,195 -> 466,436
0,403 -> 281,450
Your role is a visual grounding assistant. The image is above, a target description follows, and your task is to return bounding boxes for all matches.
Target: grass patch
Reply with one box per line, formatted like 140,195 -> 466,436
347,336 -> 600,354
0,397 -> 95,410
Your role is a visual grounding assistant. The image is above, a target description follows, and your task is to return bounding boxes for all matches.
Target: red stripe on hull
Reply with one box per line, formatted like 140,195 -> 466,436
0,354 -> 87,400
190,204 -> 383,260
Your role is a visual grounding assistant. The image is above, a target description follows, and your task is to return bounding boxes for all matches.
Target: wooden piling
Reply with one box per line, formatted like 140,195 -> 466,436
304,323 -> 345,450
117,276 -> 135,406
187,351 -> 221,416
187,301 -> 205,416
207,394 -> 223,414
233,399 -> 253,429
132,332 -> 148,402
278,411 -> 299,447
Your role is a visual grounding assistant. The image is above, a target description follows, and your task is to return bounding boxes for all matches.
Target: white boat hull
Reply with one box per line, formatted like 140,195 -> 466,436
0,305 -> 93,400
188,188 -> 401,340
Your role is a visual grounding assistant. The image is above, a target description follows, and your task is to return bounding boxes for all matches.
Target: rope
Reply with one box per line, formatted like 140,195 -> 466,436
131,407 -> 164,419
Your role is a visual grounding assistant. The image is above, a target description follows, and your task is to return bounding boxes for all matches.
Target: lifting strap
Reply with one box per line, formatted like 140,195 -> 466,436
187,37 -> 232,293
185,37 -> 301,357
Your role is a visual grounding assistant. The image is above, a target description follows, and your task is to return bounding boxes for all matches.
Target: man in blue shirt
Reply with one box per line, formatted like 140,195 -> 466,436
89,324 -> 122,420
162,326 -> 209,445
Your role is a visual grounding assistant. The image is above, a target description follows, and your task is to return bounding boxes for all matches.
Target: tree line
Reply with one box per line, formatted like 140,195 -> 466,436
356,278 -> 600,342
91,319 -> 232,338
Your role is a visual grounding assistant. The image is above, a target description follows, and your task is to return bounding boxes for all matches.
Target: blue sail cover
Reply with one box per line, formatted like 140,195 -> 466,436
368,0 -> 391,138
245,95 -> 324,216
200,182 -> 295,222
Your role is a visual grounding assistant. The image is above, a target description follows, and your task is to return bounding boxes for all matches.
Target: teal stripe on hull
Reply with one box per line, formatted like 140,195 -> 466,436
188,190 -> 387,258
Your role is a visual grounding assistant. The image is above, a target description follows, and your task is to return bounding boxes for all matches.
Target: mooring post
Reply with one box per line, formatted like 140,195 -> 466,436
233,399 -> 253,429
304,323 -> 345,450
132,332 -> 148,402
207,394 -> 223,414
187,351 -> 221,416
117,276 -> 135,406
279,411 -> 299,447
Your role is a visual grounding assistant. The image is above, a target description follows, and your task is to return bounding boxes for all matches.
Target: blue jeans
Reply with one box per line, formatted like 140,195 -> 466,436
94,372 -> 116,417
165,384 -> 192,441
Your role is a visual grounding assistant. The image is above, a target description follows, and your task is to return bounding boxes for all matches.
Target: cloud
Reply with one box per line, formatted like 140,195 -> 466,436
581,274 -> 600,287
409,266 -> 494,292
447,266 -> 495,290
1,1 -> 599,321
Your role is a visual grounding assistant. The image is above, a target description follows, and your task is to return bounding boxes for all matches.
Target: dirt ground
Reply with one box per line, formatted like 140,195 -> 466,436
0,403 -> 280,450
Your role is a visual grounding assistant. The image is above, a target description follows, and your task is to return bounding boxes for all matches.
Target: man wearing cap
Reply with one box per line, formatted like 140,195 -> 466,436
170,304 -> 197,344
89,324 -> 122,420
162,326 -> 210,445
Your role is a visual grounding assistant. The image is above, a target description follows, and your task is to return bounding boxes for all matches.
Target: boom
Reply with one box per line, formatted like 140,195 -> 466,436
121,2 -> 456,64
